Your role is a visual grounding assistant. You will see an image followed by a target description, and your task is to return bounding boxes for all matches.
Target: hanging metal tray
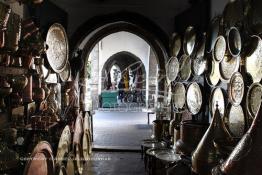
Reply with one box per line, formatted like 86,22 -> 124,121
173,82 -> 186,110
206,59 -> 220,86
219,55 -> 240,82
56,125 -> 71,165
59,61 -> 71,82
179,54 -> 191,81
183,26 -> 196,56
170,33 -> 181,57
228,72 -> 244,106
246,83 -> 262,119
212,35 -> 226,62
186,82 -> 202,115
193,33 -> 207,76
209,87 -> 225,118
166,56 -> 179,82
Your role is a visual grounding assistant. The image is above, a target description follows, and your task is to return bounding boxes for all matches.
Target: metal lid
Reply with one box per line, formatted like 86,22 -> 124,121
213,35 -> 226,62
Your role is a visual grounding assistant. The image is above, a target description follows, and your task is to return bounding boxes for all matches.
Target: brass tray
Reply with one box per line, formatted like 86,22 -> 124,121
179,54 -> 191,81
73,143 -> 83,175
212,35 -> 226,62
206,60 -> 220,86
224,104 -> 245,138
245,35 -> 262,83
82,129 -> 92,160
173,82 -> 186,110
228,72 -> 244,106
183,26 -> 196,56
210,87 -> 225,118
193,33 -> 207,76
219,55 -> 240,82
24,141 -> 55,175
166,56 -> 179,82
170,33 -> 181,57
46,23 -> 68,73
56,125 -> 71,165
186,82 -> 202,115
226,27 -> 241,57
246,83 -> 262,119
59,62 -> 71,82
73,115 -> 83,144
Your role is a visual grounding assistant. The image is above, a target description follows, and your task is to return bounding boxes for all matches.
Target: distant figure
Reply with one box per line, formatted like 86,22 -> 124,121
118,78 -> 125,102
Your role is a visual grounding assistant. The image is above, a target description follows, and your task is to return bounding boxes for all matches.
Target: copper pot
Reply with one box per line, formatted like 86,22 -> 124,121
175,120 -> 208,156
152,120 -> 169,141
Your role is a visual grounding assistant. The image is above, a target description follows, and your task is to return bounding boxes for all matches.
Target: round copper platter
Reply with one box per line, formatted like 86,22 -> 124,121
171,33 -> 181,57
186,82 -> 202,115
210,87 -> 225,118
179,54 -> 192,81
183,26 -> 196,56
246,83 -> 262,119
219,55 -> 240,82
166,56 -> 179,82
173,82 -> 186,110
245,35 -> 262,83
206,60 -> 220,86
228,72 -> 244,106
46,23 -> 69,73
224,104 -> 245,138
59,62 -> 71,82
24,141 -> 55,175
56,125 -> 71,165
213,35 -> 226,62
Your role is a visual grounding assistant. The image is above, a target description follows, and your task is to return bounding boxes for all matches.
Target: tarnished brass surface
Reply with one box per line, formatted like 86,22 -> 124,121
179,54 -> 191,81
245,35 -> 262,83
226,27 -> 241,57
173,82 -> 186,110
183,26 -> 196,56
59,62 -> 71,82
228,72 -> 244,106
46,23 -> 68,73
192,106 -> 232,175
170,33 -> 181,57
246,83 -> 262,119
219,55 -> 240,82
213,35 -> 226,62
186,82 -> 202,115
166,56 -> 179,82
210,87 -> 225,118
206,60 -> 220,86
224,104 -> 245,138
56,125 -> 71,165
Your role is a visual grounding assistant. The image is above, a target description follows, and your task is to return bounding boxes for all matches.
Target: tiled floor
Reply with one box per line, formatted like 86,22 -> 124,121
83,151 -> 145,175
93,111 -> 156,149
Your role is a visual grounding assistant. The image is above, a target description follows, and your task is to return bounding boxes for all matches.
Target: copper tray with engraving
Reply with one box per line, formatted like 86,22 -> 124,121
46,23 -> 68,73
224,104 -> 245,138
166,56 -> 179,82
183,26 -> 196,56
186,82 -> 202,115
56,125 -> 71,165
179,54 -> 191,81
206,59 -> 220,86
209,87 -> 225,118
173,82 -> 186,110
213,35 -> 226,62
219,55 -> 240,82
59,62 -> 71,82
24,141 -> 55,175
170,33 -> 181,57
246,83 -> 262,119
245,35 -> 262,83
193,33 -> 207,76
228,72 -> 244,106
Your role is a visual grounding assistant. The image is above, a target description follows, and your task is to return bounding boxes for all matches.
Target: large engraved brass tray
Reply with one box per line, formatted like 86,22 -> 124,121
166,56 -> 179,82
173,82 -> 186,110
228,72 -> 244,106
210,87 -> 225,118
46,23 -> 68,73
246,83 -> 262,119
213,35 -> 226,62
186,82 -> 202,115
224,104 -> 245,138
219,55 -> 240,82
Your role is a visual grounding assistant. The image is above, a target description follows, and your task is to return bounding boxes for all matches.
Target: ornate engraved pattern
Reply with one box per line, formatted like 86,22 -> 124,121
186,82 -> 202,115
229,72 -> 244,106
166,56 -> 179,82
213,36 -> 226,62
173,82 -> 186,110
179,54 -> 191,81
192,56 -> 207,76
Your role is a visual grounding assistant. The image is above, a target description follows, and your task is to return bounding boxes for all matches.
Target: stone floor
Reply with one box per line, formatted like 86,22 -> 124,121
93,111 -> 156,149
83,151 -> 145,175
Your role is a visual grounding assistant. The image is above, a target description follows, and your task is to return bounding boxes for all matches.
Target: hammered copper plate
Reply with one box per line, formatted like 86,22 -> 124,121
73,115 -> 83,144
186,82 -> 202,115
56,125 -> 71,165
224,104 -> 245,138
173,82 -> 186,110
245,35 -> 262,83
210,87 -> 225,118
220,55 -> 240,82
206,60 -> 220,86
46,23 -> 68,73
183,26 -> 196,56
246,83 -> 262,119
179,54 -> 191,81
166,56 -> 179,82
59,62 -> 71,82
171,33 -> 181,57
213,35 -> 226,62
228,72 -> 244,106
